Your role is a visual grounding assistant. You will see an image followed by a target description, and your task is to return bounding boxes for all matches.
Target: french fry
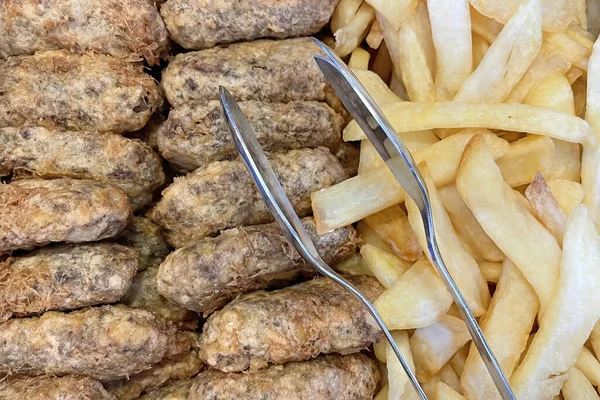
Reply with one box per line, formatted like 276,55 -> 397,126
438,184 -> 504,262
434,382 -> 466,400
427,0 -> 472,100
547,179 -> 585,216
479,261 -> 503,284
313,131 -> 508,232
471,33 -> 489,70
374,337 -> 387,363
334,2 -> 376,57
353,69 -> 402,105
359,140 -> 386,174
511,206 -> 600,400
389,71 -> 410,100
406,165 -> 491,316
333,252 -> 375,277
330,0 -> 363,33
366,0 -> 415,30
366,20 -> 384,49
348,48 -> 371,70
374,384 -> 389,400
576,347 -> 600,387
470,6 -> 503,43
590,322 -> 600,365
356,220 -> 394,252
449,344 -> 469,377
343,101 -> 595,145
525,173 -> 567,244
397,130 -> 440,152
361,244 -> 412,288
496,135 -> 555,187
583,35 -> 600,224
545,30 -> 592,70
461,260 -> 539,400
364,205 -> 422,261
410,315 -> 471,381
455,0 -> 542,103
386,330 -> 416,399
561,367 -> 600,400
456,134 -> 561,316
374,257 -> 453,330
421,364 -> 462,398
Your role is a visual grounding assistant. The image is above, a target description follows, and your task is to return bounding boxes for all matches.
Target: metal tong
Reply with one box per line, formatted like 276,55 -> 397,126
219,39 -> 514,400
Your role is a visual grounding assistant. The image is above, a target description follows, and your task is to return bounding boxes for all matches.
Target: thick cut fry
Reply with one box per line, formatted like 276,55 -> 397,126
511,206 -> 600,400
330,0 -> 363,33
427,0 -> 472,100
353,69 -> 403,105
361,244 -> 412,288
357,220 -> 394,252
471,33 -> 489,70
364,205 -> 421,261
366,20 -> 385,49
438,185 -> 503,262
455,0 -> 542,103
398,130 -> 441,151
545,30 -> 593,69
450,345 -> 469,377
525,173 -> 567,243
435,383 -> 465,400
470,6 -> 502,43
479,261 -> 503,283
461,260 -> 539,400
366,0 -> 416,30
343,102 -> 595,145
335,2 -> 376,57
314,132 -> 508,232
562,367 -> 600,400
349,48 -> 371,70
359,140 -> 385,174
406,165 -> 490,316
576,347 -> 600,387
583,35 -> 600,224
386,330 -> 415,399
422,364 -> 462,398
374,257 -> 453,330
456,135 -> 561,315
496,135 -> 555,187
411,315 -> 471,381
333,252 -> 375,277
547,179 -> 585,216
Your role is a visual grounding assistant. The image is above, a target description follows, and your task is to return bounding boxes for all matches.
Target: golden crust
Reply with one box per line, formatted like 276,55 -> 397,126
0,51 -> 163,133
161,38 -> 327,107
151,147 -> 346,247
157,100 -> 343,171
0,243 -> 138,322
0,179 -> 131,253
160,0 -> 338,49
0,305 -> 177,380
0,375 -> 117,400
157,217 -> 357,314
199,276 -> 384,372
189,354 -> 380,400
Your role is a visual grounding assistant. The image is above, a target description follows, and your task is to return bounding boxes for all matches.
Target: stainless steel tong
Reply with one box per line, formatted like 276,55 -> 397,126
219,38 -> 514,400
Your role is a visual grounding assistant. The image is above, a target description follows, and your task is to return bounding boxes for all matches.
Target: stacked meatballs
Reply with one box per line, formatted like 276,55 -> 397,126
0,1 -> 380,399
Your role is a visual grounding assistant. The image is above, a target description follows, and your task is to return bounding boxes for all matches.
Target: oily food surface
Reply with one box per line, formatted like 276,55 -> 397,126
161,38 -> 328,107
151,147 -> 347,247
157,217 -> 357,314
188,353 -> 380,400
0,0 -> 168,63
0,50 -> 163,133
0,375 -> 116,400
0,179 -> 131,252
198,276 -> 384,372
0,243 -> 138,322
0,305 -> 176,380
157,100 -> 343,171
160,0 -> 338,49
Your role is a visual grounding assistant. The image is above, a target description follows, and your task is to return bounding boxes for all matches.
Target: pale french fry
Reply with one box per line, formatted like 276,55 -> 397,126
438,184 -> 504,262
461,260 -> 539,400
547,179 -> 585,216
470,6 -> 503,43
333,252 -> 375,277
427,0 -> 472,100
479,261 -> 503,283
374,337 -> 387,363
359,140 -> 386,174
398,130 -> 440,152
449,344 -> 469,377
353,69 -> 402,105
361,244 -> 412,288
434,382 -> 465,400
511,206 -> 600,400
406,165 -> 491,316
545,30 -> 592,70
455,0 -> 542,104
390,70 -> 410,100
371,41 -> 394,83
374,257 -> 453,330
335,2 -> 376,57
421,364 -> 462,398
496,135 -> 555,187
366,0 -> 415,30
525,173 -> 567,243
387,330 -> 416,400
471,33 -> 489,70
343,101 -> 595,145
374,384 -> 390,400
575,0 -> 587,28
364,205 -> 422,261
565,67 -> 584,85
506,47 -> 572,104
456,134 -> 561,316
313,132 -> 508,232
561,367 -> 600,400
356,220 -> 394,252
410,315 -> 471,381
348,48 -> 371,70
590,322 -> 600,364
330,0 -> 363,33
583,36 -> 600,224
366,20 -> 384,49
576,347 -> 600,387
445,304 -> 462,319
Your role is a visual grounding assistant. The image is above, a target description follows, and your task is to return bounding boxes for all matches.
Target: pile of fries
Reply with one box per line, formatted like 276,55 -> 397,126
322,0 -> 600,399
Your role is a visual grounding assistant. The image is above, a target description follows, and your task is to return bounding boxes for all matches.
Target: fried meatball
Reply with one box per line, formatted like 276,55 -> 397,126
0,51 -> 163,133
151,147 -> 346,247
0,375 -> 116,400
199,276 -> 384,372
114,217 -> 171,271
157,217 -> 357,314
161,38 -> 327,107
